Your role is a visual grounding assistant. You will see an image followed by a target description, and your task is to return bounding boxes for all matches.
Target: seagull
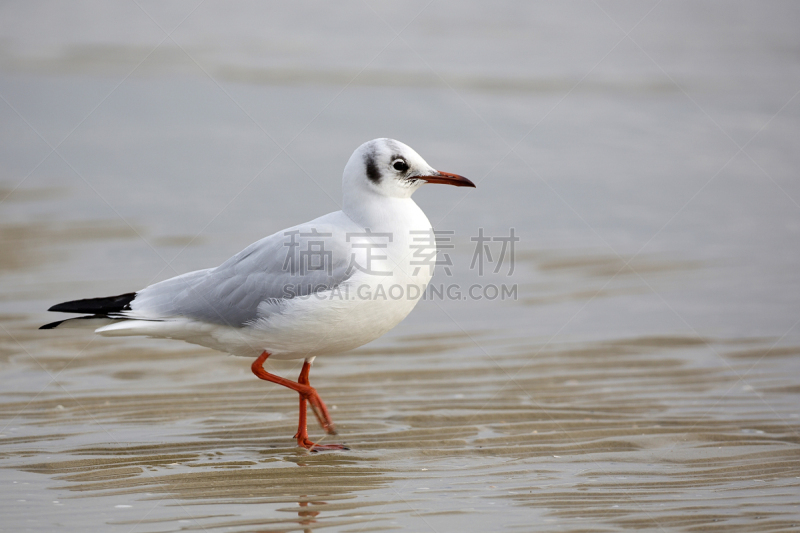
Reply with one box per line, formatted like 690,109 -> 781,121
41,138 -> 475,450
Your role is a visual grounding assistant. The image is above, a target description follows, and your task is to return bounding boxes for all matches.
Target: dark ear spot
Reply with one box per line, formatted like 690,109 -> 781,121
364,152 -> 381,183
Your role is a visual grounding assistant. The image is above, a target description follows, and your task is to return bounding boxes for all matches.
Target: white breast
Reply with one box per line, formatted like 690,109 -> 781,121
244,197 -> 435,359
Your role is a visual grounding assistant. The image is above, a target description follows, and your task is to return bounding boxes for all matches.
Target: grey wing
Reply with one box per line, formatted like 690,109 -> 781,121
128,224 -> 354,327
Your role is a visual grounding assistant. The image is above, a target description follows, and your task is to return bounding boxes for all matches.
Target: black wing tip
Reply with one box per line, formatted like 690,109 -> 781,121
47,292 -> 137,315
40,314 -> 120,330
40,320 -> 67,330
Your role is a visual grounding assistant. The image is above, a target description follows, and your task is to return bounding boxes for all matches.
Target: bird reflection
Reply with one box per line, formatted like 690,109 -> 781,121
254,497 -> 326,533
298,498 -> 324,527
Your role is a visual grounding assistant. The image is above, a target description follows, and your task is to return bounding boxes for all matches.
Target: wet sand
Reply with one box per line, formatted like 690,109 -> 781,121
2,332 -> 800,531
2,228 -> 799,531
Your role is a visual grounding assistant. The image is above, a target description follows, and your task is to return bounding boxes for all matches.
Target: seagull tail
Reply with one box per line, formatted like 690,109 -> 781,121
40,292 -> 137,330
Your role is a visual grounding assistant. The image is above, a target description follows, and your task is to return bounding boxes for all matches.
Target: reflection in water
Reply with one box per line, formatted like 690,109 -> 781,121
240,499 -> 327,533
296,498 -> 324,532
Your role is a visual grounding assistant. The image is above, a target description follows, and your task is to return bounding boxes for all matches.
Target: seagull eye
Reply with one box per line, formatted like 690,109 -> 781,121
392,159 -> 409,172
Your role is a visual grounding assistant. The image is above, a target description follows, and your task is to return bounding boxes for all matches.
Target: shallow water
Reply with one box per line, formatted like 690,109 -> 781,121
2,2 -> 800,532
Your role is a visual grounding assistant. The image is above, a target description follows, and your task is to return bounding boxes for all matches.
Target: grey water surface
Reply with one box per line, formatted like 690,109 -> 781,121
1,2 -> 799,531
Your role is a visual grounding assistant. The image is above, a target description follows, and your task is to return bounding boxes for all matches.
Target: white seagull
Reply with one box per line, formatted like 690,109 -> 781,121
41,138 -> 475,450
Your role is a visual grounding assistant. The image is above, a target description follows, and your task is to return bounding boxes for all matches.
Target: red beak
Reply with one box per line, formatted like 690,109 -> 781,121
421,171 -> 476,188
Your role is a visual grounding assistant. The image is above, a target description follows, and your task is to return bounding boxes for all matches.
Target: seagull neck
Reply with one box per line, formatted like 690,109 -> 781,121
343,192 -> 427,230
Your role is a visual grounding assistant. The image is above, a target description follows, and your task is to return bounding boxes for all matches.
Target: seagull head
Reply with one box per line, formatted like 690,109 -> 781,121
342,138 -> 475,202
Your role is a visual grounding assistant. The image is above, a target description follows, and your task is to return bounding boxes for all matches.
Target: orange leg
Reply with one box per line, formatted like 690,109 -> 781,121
251,351 -> 347,451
